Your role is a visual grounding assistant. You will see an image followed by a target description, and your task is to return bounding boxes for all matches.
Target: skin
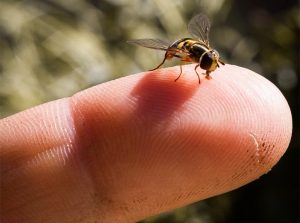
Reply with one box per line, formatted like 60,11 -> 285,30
0,64 -> 292,223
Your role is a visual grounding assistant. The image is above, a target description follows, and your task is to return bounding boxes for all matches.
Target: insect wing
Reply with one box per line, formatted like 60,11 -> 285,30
187,13 -> 211,45
127,39 -> 171,51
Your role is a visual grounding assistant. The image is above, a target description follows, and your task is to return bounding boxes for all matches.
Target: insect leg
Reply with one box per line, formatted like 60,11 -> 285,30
174,63 -> 183,82
149,50 -> 173,71
205,70 -> 212,80
149,56 -> 167,71
194,64 -> 201,84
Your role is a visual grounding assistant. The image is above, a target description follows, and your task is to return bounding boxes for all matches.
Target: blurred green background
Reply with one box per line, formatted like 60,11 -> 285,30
0,0 -> 299,222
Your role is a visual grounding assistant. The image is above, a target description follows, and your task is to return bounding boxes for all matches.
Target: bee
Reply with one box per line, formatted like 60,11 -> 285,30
127,13 -> 225,84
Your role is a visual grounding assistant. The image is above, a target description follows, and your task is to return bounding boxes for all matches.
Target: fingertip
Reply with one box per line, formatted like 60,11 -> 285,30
70,64 -> 292,222
177,63 -> 292,182
0,63 -> 292,222
72,62 -> 292,188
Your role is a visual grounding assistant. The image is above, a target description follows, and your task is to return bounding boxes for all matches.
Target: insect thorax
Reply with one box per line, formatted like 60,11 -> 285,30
189,42 -> 210,61
171,39 -> 208,62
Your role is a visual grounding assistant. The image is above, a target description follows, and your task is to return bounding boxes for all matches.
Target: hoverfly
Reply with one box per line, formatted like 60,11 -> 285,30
127,13 -> 225,84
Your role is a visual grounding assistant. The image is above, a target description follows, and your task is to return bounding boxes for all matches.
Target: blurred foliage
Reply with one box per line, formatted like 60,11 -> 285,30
0,0 -> 299,222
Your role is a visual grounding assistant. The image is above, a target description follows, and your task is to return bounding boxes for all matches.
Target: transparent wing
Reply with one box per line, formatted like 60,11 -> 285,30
187,13 -> 211,45
127,39 -> 171,51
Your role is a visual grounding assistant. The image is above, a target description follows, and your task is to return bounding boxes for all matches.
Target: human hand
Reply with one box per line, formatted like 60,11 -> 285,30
0,64 -> 292,223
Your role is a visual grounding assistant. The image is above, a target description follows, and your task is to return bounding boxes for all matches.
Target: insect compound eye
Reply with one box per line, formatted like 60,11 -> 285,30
199,52 -> 213,70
